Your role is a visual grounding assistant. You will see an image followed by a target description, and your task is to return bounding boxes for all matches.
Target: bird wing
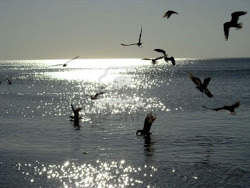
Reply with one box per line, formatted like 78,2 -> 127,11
94,92 -> 105,98
142,58 -> 151,60
168,57 -> 176,66
154,49 -> 167,56
75,107 -> 82,113
231,11 -> 247,23
202,105 -> 225,111
121,43 -> 137,46
188,73 -> 202,86
231,101 -> 240,109
154,56 -> 164,60
71,103 -> 75,112
64,56 -> 79,66
205,89 -> 213,98
138,25 -> 142,43
163,10 -> 178,18
203,77 -> 211,88
223,22 -> 230,41
143,112 -> 156,133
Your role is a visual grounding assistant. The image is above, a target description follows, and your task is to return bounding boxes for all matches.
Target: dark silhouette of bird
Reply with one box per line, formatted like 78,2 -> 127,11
6,78 -> 12,85
136,112 -> 156,136
154,49 -> 176,66
142,56 -> 164,65
70,103 -> 82,124
86,92 -> 105,100
202,101 -> 240,115
121,25 -> 142,47
163,10 -> 178,19
188,73 -> 213,98
63,56 -> 79,67
224,11 -> 247,40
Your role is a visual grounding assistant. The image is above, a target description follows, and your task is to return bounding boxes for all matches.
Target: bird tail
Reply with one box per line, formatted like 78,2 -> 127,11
236,22 -> 243,29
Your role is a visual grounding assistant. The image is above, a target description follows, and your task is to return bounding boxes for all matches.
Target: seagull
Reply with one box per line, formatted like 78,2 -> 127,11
154,49 -> 176,66
70,103 -> 82,123
121,25 -> 142,47
202,101 -> 240,115
63,56 -> 79,67
224,11 -> 247,40
86,92 -> 105,100
142,56 -> 164,65
163,10 -> 178,19
188,73 -> 213,98
6,78 -> 12,85
136,112 -> 157,136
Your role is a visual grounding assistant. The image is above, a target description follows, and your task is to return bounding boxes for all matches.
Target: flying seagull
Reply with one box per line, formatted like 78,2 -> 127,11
86,92 -> 105,100
188,73 -> 213,98
202,101 -> 240,115
163,10 -> 178,19
224,11 -> 247,40
121,25 -> 142,47
142,56 -> 164,65
63,56 -> 79,67
154,49 -> 176,66
136,112 -> 157,136
70,103 -> 82,123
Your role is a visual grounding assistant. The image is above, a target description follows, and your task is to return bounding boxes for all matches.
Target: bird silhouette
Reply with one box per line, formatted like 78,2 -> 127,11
224,11 -> 247,40
70,103 -> 82,123
136,112 -> 157,136
154,49 -> 176,66
86,92 -> 105,100
188,73 -> 213,98
121,25 -> 142,47
202,101 -> 240,115
142,56 -> 164,65
163,10 -> 178,19
63,56 -> 79,67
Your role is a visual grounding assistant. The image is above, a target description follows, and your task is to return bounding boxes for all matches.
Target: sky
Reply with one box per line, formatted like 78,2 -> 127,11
0,0 -> 249,60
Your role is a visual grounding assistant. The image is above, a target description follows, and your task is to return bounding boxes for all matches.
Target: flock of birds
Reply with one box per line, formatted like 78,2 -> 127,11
67,10 -> 246,135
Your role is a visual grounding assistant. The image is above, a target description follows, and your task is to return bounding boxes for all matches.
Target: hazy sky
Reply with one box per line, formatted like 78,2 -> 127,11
0,0 -> 249,59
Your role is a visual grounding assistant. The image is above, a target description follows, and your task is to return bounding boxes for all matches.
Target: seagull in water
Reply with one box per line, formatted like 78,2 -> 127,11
154,49 -> 176,66
136,112 -> 157,136
121,25 -> 142,47
70,103 -> 82,123
86,92 -> 105,100
163,10 -> 178,19
63,56 -> 79,67
224,11 -> 247,40
188,73 -> 213,98
202,101 -> 240,115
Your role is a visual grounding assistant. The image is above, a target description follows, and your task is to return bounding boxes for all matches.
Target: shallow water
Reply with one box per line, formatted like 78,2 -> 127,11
0,58 -> 250,187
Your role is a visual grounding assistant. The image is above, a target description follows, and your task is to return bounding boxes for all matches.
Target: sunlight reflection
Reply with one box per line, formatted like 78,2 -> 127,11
16,160 -> 157,187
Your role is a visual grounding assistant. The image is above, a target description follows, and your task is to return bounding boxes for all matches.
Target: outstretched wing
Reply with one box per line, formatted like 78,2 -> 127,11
223,22 -> 230,41
154,49 -> 167,56
71,103 -> 75,112
75,107 -> 82,113
142,58 -> 152,61
168,56 -> 176,66
163,10 -> 178,19
231,11 -> 247,23
231,101 -> 240,109
205,89 -> 213,98
203,77 -> 211,88
121,43 -> 137,46
143,112 -> 157,133
188,73 -> 202,86
202,105 -> 225,111
94,92 -> 105,98
64,56 -> 79,67
138,25 -> 142,43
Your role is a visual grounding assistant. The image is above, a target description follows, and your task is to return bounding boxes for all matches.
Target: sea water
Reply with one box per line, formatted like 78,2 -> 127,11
0,58 -> 250,187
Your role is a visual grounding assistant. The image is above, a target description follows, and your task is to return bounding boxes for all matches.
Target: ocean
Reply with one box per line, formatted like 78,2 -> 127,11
0,58 -> 250,187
